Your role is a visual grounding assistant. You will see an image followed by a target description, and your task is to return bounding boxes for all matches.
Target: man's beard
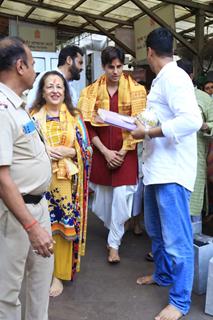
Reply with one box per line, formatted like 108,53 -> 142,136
69,63 -> 81,81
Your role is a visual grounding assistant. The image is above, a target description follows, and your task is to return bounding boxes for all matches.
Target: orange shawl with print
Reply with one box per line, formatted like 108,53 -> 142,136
32,103 -> 78,179
78,73 -> 146,150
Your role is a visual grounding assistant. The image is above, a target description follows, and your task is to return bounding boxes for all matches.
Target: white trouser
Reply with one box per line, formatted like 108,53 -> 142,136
0,198 -> 53,320
90,183 -> 136,249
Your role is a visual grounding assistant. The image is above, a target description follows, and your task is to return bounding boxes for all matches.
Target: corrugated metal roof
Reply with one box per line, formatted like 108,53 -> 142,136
0,0 -> 212,45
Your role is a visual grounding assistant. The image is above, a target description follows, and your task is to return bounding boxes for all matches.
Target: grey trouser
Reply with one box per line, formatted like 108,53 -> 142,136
0,198 -> 53,320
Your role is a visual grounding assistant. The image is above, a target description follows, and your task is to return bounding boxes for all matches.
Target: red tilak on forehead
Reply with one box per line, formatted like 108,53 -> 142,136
52,78 -> 58,84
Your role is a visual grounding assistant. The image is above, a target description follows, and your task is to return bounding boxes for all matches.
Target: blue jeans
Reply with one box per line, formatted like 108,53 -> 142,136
144,183 -> 194,315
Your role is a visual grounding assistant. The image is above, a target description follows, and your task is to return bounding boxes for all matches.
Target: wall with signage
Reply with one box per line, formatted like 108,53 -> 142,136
115,28 -> 135,52
9,20 -> 56,52
134,5 -> 175,63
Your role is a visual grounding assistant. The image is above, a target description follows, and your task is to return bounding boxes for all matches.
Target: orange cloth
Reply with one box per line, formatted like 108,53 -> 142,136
78,73 -> 147,150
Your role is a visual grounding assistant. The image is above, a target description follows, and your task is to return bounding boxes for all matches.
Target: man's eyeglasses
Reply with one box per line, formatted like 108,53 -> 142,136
205,86 -> 213,90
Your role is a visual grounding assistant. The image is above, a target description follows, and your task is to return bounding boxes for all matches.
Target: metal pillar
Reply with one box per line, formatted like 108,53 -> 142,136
194,9 -> 205,77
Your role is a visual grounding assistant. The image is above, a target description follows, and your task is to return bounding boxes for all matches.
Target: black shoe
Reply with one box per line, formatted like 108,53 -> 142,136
145,252 -> 154,262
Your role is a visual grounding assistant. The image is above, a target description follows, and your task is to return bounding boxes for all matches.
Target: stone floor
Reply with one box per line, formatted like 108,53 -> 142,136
49,212 -> 212,320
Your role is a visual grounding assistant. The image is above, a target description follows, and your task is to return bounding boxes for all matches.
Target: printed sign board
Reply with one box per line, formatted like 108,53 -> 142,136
134,5 -> 175,63
9,21 -> 56,52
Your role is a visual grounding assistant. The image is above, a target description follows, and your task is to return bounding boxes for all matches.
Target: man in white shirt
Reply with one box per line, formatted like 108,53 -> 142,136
27,45 -> 83,108
132,27 -> 202,320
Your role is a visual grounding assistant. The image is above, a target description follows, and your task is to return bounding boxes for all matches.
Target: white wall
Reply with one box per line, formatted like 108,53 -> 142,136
31,50 -> 103,97
32,51 -> 59,73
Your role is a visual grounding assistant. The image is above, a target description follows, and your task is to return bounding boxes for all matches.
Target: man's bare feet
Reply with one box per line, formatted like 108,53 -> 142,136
124,219 -> 132,232
155,304 -> 183,320
133,216 -> 143,235
136,274 -> 155,285
108,247 -> 120,264
49,277 -> 63,297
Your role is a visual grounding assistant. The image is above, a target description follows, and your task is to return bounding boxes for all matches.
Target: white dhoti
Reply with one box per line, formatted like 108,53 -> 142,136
90,183 -> 136,249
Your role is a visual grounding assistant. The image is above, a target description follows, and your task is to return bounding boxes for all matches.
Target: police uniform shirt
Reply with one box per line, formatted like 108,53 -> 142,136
0,82 -> 51,197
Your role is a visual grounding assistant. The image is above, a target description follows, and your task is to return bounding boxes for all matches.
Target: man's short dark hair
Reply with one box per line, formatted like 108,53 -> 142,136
0,36 -> 28,72
177,59 -> 193,76
101,46 -> 125,66
146,27 -> 173,58
57,45 -> 83,67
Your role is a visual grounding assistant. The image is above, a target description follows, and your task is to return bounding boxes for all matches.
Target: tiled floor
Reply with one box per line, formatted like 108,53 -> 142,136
49,212 -> 212,320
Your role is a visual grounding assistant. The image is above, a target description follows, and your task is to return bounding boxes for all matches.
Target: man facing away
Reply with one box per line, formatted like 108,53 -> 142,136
132,28 -> 202,320
0,37 -> 54,320
78,46 -> 146,263
27,45 -> 84,108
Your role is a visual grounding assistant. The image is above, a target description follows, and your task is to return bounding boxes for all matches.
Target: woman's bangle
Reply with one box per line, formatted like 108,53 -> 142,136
23,219 -> 38,232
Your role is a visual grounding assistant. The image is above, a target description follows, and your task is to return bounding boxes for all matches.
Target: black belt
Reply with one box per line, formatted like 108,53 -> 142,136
22,194 -> 43,204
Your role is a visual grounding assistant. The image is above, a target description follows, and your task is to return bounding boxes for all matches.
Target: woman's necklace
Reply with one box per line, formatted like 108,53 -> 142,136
47,109 -> 60,118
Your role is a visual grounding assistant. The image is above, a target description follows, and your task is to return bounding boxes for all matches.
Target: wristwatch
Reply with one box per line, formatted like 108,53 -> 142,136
144,127 -> 151,140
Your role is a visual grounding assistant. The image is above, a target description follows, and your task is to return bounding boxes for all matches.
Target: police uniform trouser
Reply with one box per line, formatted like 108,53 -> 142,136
0,197 -> 54,320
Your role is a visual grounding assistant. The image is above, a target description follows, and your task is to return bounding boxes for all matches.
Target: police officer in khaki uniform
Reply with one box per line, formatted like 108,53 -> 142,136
0,37 -> 54,320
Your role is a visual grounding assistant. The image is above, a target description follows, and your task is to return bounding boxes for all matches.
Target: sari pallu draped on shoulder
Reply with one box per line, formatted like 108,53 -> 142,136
32,104 -> 92,273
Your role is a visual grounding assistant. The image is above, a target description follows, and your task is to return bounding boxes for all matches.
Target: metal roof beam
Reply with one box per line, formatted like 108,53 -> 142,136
72,0 -> 88,11
130,0 -> 197,55
175,11 -> 195,22
108,5 -> 195,34
76,0 -> 129,32
129,3 -> 165,22
24,0 -> 43,20
155,0 -> 213,14
84,16 -> 135,57
54,0 -> 87,25
180,19 -> 213,35
107,3 -> 165,34
24,7 -> 36,19
6,0 -> 133,26
101,0 -> 129,16
0,12 -> 104,36
54,14 -> 67,25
